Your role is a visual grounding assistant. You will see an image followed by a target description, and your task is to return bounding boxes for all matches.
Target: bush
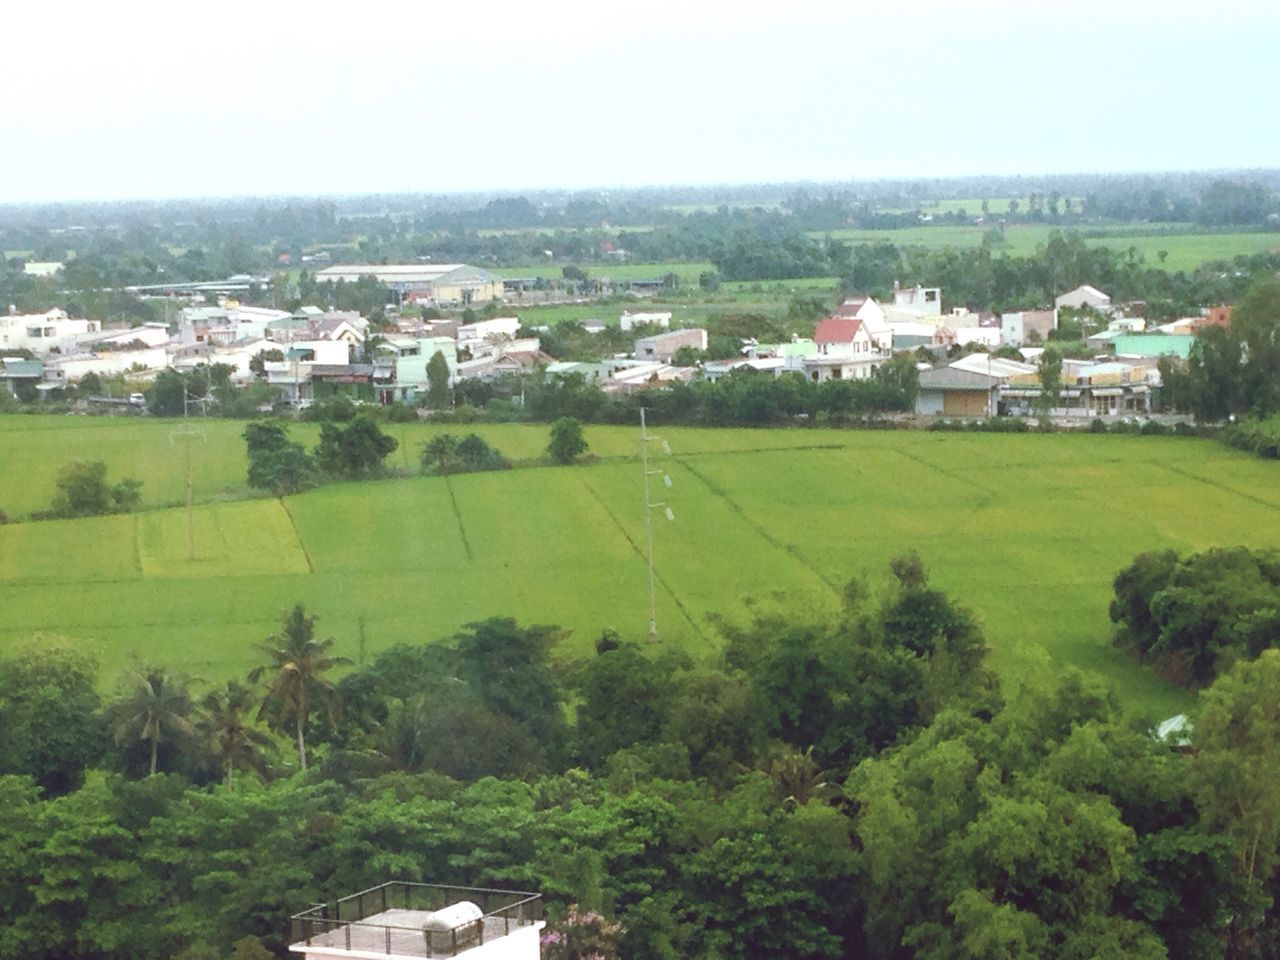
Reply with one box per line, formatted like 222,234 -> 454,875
49,461 -> 143,518
243,421 -> 318,495
420,434 -> 511,475
548,417 -> 588,465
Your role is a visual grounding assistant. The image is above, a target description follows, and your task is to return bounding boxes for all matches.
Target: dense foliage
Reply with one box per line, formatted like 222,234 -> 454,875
1111,547 -> 1280,686
6,546 -> 1280,958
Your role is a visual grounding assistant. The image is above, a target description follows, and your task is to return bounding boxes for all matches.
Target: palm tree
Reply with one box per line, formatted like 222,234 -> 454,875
106,658 -> 198,777
250,604 -> 350,772
759,744 -> 844,811
200,680 -> 275,788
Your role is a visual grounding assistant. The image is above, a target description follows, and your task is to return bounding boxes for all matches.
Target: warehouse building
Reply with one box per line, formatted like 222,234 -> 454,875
313,264 -> 502,305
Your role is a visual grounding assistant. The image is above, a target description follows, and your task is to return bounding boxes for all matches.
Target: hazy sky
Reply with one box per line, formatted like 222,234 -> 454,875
5,0 -> 1277,202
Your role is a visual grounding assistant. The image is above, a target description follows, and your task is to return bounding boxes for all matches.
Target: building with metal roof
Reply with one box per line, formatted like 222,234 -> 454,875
313,264 -> 502,305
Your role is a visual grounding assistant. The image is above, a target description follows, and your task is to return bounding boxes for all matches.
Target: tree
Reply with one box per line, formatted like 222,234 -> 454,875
243,421 -> 317,495
106,658 -> 198,777
0,640 -> 103,795
549,417 -> 588,465
451,618 -> 569,758
50,460 -> 142,518
421,434 -> 462,474
314,415 -> 398,479
200,680 -> 275,788
425,351 -> 452,410
250,604 -> 350,772
1036,347 -> 1063,424
1192,649 -> 1280,954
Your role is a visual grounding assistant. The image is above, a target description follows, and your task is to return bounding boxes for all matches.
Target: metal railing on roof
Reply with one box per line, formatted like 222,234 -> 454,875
290,881 -> 542,958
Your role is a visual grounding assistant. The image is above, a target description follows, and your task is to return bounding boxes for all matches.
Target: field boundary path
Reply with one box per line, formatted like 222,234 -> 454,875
277,499 -> 316,573
445,478 -> 475,561
675,457 -> 842,594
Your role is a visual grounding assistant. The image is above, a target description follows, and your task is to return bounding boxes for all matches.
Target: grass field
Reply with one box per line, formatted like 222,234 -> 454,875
498,262 -> 715,284
4,417 -> 1280,720
813,225 -> 1280,272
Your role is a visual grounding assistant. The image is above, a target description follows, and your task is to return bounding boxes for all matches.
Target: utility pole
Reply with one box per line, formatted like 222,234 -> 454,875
639,408 -> 673,641
170,378 -> 209,561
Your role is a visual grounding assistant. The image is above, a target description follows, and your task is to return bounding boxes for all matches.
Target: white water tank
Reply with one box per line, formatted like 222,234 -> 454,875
423,901 -> 483,953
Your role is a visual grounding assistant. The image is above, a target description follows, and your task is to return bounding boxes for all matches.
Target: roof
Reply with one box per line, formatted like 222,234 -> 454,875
0,359 -> 44,378
813,317 -> 864,344
918,367 -> 1002,391
1111,334 -> 1196,359
313,264 -> 496,285
949,353 -> 1037,378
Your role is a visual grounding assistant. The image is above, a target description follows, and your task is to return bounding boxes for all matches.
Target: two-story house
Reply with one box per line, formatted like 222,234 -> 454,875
798,317 -> 885,382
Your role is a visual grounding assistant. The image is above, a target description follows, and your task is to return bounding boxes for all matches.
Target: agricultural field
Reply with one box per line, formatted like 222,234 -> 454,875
4,417 -> 1280,720
815,224 -> 1280,271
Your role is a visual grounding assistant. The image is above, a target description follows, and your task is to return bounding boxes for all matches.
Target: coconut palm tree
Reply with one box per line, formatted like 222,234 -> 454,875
200,680 -> 275,788
250,604 -> 350,772
759,744 -> 844,811
106,659 -> 198,777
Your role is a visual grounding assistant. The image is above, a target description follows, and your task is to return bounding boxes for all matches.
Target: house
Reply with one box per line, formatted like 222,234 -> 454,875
635,328 -> 707,362
620,311 -> 672,332
889,322 -> 955,351
836,294 -> 892,349
800,317 -> 885,382
0,308 -> 101,355
888,283 -> 942,318
313,264 -> 503,305
289,880 -> 544,960
0,358 -> 43,397
1001,360 -> 1157,417
581,319 -> 607,335
1000,309 -> 1057,346
371,336 -> 457,404
457,317 -> 521,352
915,366 -> 1002,417
1055,284 -> 1112,312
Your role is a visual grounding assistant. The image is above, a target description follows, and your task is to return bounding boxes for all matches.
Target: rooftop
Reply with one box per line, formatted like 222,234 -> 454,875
290,881 -> 542,960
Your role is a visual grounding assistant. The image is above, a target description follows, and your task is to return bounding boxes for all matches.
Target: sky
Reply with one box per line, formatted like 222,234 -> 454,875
4,0 -> 1278,203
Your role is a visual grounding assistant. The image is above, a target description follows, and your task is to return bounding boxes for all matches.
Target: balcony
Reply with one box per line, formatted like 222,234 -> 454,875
290,882 -> 543,960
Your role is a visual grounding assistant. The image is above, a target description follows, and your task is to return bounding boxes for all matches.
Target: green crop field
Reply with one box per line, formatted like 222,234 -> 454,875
4,417 -> 1280,720
813,224 -> 1280,272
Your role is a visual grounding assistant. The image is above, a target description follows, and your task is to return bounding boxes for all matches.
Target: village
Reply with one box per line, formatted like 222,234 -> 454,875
0,260 -> 1228,423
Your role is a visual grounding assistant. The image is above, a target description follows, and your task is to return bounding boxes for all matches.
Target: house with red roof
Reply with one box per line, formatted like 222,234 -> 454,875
799,316 -> 886,382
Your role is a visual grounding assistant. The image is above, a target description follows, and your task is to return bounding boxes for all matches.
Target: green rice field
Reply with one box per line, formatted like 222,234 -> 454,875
4,417 -> 1280,717
813,225 -> 1280,272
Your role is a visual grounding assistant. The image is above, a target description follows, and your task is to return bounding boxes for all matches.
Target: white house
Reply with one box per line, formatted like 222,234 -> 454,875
635,328 -> 708,362
0,309 -> 101,355
799,317 -> 885,381
1000,309 -> 1057,346
836,295 -> 892,350
883,283 -> 943,326
1055,284 -> 1112,312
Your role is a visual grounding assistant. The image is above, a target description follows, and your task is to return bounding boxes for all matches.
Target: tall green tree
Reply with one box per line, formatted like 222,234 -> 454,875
106,659 -> 198,777
250,605 -> 350,772
200,680 -> 275,788
1193,648 -> 1280,955
314,416 -> 398,479
425,350 -> 452,410
548,417 -> 588,465
0,641 -> 103,795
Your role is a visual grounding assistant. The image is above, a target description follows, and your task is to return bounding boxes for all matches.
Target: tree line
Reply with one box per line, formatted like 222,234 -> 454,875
6,551 -> 1280,958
